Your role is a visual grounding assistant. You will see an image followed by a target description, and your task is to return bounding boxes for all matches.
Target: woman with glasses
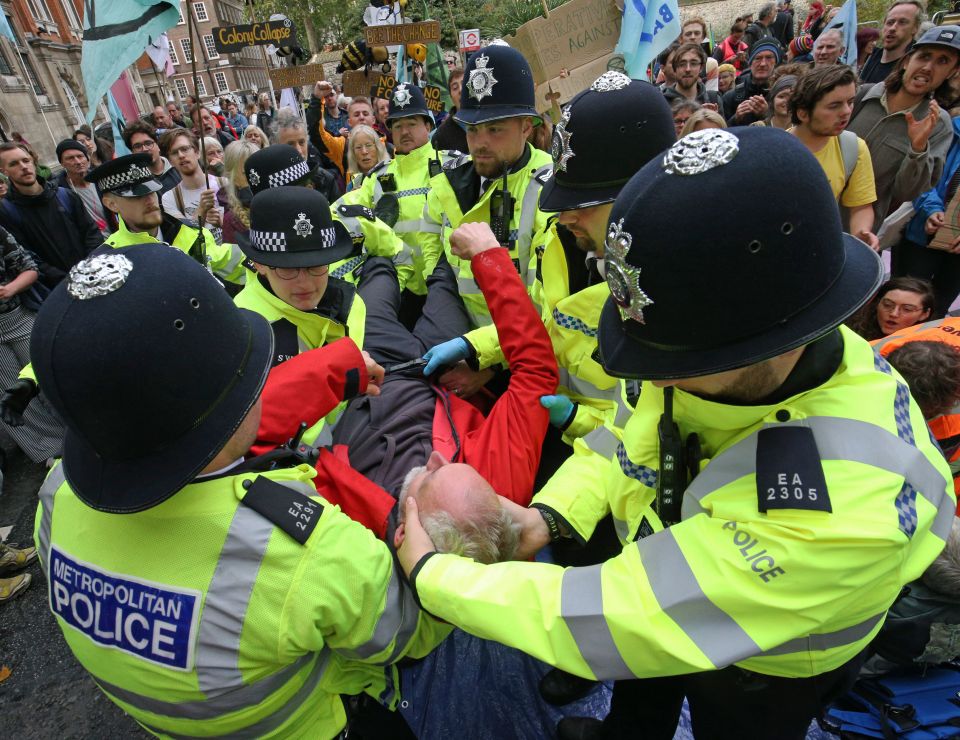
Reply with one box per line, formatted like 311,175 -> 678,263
848,277 -> 935,340
346,124 -> 390,191
235,186 -> 368,445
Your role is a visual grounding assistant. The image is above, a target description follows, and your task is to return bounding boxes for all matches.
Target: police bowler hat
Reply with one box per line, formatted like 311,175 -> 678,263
31,245 -> 274,513
539,72 -> 676,212
244,144 -> 316,195
86,153 -> 163,198
455,45 -> 540,125
238,187 -> 357,268
597,127 -> 883,380
386,82 -> 434,127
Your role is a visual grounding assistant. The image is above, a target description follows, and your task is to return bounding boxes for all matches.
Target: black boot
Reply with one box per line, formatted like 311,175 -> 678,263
540,667 -> 599,706
557,716 -> 604,740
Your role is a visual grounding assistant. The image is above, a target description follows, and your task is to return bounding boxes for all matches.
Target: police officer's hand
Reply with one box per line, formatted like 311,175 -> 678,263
362,351 -> 384,396
0,378 -> 38,427
497,496 -> 550,560
395,497 -> 437,576
540,394 -> 576,428
449,222 -> 500,261
422,337 -> 469,376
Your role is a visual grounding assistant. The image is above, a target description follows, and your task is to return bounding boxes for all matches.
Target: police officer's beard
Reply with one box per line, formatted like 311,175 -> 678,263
699,359 -> 784,404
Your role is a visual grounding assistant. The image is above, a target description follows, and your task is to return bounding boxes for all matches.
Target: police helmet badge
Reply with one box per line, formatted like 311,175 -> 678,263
67,254 -> 134,300
467,53 -> 498,101
293,212 -> 313,238
393,83 -> 412,109
591,71 -> 632,92
248,169 -> 260,188
663,129 -> 739,176
604,218 -> 653,324
552,106 -> 575,172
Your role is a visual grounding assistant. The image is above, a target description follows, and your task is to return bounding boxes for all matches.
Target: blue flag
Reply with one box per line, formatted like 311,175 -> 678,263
820,0 -> 858,67
81,0 -> 179,122
106,91 -> 131,156
615,0 -> 682,80
0,11 -> 15,42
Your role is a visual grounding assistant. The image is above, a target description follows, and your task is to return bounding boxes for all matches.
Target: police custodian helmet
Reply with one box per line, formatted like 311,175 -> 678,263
455,44 -> 540,125
539,71 -> 676,213
31,244 -> 274,513
597,126 -> 883,380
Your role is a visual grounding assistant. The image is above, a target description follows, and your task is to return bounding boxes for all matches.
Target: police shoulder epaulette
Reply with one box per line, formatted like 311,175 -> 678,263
368,159 -> 391,177
534,167 -> 554,187
755,425 -> 832,514
241,476 -> 323,545
442,153 -> 471,171
338,204 -> 376,221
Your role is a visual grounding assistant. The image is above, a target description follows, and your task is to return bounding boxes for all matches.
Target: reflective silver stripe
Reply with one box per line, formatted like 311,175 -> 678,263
638,529 -> 761,668
95,652 -> 316,721
134,650 -> 332,739
515,165 -> 550,281
221,243 -> 245,275
759,612 -> 886,657
871,318 -> 947,352
338,215 -> 362,233
371,179 -> 384,201
614,385 -> 634,429
394,218 -> 429,233
583,425 -> 619,458
195,504 -> 274,695
557,366 -> 618,404
336,566 -> 420,663
37,463 -> 66,571
457,275 -> 479,295
297,336 -> 311,355
681,416 -> 954,541
313,422 -> 334,448
612,516 -> 630,542
560,564 -> 633,679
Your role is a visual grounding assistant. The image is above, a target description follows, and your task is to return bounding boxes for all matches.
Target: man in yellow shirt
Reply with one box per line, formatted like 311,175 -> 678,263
789,64 -> 880,251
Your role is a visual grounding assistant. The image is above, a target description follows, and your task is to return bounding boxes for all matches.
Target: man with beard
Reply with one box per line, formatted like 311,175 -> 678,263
860,0 -> 924,84
159,129 -> 223,230
848,25 -> 959,232
662,44 -> 721,108
418,45 -> 553,397
789,65 -> 879,250
122,120 -> 181,195
91,153 -> 245,284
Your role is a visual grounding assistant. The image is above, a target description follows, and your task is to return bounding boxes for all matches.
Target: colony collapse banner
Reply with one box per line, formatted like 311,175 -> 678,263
213,18 -> 298,54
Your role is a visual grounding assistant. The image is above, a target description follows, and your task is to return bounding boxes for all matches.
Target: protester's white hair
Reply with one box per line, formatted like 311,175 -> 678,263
923,517 -> 960,598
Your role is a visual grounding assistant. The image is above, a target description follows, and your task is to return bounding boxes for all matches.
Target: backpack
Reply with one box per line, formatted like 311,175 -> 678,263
838,129 -> 860,194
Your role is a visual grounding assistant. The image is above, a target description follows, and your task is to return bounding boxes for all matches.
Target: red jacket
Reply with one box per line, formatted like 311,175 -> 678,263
253,248 -> 559,537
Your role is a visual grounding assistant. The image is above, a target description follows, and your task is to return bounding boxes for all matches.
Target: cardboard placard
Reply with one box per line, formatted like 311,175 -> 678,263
213,20 -> 298,54
422,84 -> 445,113
269,64 -> 327,89
364,20 -> 441,47
368,75 -> 445,112
505,0 -> 621,86
930,192 -> 960,250
533,53 -> 617,115
342,69 -> 380,97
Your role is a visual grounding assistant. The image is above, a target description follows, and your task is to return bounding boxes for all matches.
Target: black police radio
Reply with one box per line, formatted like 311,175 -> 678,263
489,170 -> 515,247
656,387 -> 701,525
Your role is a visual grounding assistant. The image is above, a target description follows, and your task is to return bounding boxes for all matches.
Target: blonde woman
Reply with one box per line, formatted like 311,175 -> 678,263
242,125 -> 269,149
221,140 -> 258,244
680,108 -> 727,137
345,124 -> 390,191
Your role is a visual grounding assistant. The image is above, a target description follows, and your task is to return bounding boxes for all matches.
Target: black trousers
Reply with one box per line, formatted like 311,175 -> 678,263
891,238 -> 960,318
358,256 -> 470,366
600,651 -> 866,740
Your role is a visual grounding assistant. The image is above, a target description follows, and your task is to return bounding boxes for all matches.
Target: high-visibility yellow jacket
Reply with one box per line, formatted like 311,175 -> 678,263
420,145 -> 553,328
234,271 -> 365,446
326,204 -> 416,292
107,215 -> 246,285
412,328 -> 954,681
34,463 -> 448,739
337,144 -> 455,296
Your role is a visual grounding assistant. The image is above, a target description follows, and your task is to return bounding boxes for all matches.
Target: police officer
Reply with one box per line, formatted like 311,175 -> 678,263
33,244 -> 446,738
420,44 -> 553,331
396,127 -> 955,739
235,186 -> 368,447
244,144 -> 415,290
338,82 -> 456,310
88,153 -> 245,284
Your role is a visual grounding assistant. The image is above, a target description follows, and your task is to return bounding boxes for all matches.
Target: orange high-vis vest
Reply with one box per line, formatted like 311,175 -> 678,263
873,317 -> 960,502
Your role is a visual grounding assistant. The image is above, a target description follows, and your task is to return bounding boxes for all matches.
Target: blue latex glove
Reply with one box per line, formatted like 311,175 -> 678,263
423,337 -> 470,376
540,394 -> 576,428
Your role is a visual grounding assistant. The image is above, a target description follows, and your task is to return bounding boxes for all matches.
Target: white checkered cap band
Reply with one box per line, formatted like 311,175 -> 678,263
98,164 -> 154,192
249,226 -> 337,252
267,160 -> 310,189
251,230 -> 288,252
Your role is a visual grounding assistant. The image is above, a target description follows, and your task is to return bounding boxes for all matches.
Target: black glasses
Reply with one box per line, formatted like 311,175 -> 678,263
269,266 -> 329,280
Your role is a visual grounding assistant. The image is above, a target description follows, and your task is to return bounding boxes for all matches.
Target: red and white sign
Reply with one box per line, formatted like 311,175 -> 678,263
459,29 -> 481,52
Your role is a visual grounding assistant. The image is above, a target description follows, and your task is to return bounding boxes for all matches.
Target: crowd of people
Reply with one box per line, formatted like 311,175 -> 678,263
0,2 -> 959,738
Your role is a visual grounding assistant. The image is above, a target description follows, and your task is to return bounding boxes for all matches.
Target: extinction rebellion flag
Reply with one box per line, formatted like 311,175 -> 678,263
81,0 -> 180,122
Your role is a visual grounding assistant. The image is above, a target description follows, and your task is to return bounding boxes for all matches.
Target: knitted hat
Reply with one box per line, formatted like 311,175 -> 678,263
768,75 -> 798,101
790,34 -> 814,56
56,139 -> 88,162
749,38 -> 784,64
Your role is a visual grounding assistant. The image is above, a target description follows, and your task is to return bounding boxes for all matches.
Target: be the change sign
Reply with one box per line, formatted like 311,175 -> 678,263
213,18 -> 298,54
